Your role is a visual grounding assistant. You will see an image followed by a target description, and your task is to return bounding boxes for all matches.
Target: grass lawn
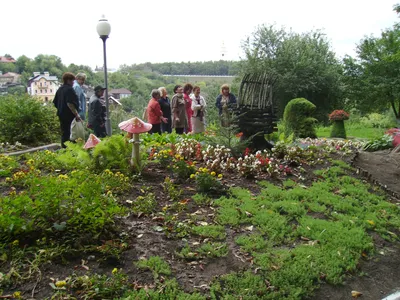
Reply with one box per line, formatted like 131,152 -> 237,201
316,124 -> 385,139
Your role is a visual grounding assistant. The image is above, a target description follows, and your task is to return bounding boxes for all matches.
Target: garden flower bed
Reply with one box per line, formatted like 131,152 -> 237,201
0,134 -> 399,299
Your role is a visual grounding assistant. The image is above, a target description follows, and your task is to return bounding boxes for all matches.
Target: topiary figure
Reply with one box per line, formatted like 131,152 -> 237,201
329,110 -> 349,139
283,98 -> 317,138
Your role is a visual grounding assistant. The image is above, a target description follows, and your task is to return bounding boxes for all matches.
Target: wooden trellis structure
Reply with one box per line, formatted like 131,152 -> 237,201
233,72 -> 278,149
238,72 -> 277,110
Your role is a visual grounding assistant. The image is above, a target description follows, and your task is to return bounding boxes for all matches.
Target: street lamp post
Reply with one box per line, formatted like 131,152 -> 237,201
96,15 -> 112,136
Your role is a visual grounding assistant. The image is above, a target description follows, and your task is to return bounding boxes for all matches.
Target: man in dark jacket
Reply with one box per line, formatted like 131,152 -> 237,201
88,85 -> 107,137
53,72 -> 81,148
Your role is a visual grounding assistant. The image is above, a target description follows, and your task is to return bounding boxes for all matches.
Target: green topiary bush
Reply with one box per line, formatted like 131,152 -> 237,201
330,120 -> 347,138
0,94 -> 59,145
283,98 -> 317,138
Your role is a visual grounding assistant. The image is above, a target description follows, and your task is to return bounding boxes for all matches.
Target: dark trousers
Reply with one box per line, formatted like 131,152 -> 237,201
150,123 -> 161,134
161,121 -> 172,133
175,127 -> 184,134
93,123 -> 107,138
59,116 -> 74,148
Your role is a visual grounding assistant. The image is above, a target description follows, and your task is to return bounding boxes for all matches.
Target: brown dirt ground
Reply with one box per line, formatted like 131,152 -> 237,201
352,150 -> 400,198
3,151 -> 400,299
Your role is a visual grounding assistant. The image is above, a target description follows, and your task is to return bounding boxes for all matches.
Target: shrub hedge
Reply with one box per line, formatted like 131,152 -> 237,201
0,94 -> 59,145
283,98 -> 317,138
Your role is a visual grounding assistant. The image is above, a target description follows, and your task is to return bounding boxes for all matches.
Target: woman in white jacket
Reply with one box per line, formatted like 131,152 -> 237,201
190,86 -> 206,134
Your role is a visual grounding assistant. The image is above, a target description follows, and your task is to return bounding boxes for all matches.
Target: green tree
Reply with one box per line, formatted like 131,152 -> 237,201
343,17 -> 400,121
0,62 -> 15,74
32,54 -> 67,79
15,55 -> 33,74
67,63 -> 102,86
241,25 -> 344,121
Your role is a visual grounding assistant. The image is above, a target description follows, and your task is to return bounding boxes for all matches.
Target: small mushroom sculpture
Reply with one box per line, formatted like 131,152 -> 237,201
118,117 -> 152,167
83,133 -> 101,150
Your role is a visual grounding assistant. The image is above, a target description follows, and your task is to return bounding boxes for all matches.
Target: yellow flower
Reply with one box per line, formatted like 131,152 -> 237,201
218,174 -> 223,179
190,174 -> 196,179
211,171 -> 216,177
12,240 -> 19,246
112,268 -> 118,275
55,280 -> 67,288
12,291 -> 21,298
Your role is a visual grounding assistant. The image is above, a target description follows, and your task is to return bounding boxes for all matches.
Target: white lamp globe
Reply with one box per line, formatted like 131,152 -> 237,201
97,15 -> 111,37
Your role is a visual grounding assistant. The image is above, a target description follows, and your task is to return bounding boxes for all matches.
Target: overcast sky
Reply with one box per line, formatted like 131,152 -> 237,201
2,0 -> 398,70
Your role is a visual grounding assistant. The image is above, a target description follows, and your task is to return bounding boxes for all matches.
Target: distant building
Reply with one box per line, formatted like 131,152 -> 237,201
27,72 -> 60,102
0,72 -> 21,85
94,65 -> 117,73
0,56 -> 16,63
221,41 -> 227,60
109,88 -> 132,99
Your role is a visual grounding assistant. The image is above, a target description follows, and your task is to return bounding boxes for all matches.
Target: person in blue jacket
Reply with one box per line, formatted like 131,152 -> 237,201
73,73 -> 87,120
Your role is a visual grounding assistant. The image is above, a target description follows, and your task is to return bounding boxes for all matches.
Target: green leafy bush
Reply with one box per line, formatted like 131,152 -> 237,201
192,170 -> 222,193
92,135 -> 132,172
363,134 -> 393,151
1,169 -> 127,244
0,94 -> 59,145
360,112 -> 397,129
283,98 -> 317,138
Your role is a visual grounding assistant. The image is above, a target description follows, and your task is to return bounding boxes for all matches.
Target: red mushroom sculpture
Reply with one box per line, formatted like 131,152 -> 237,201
118,117 -> 152,167
83,133 -> 101,149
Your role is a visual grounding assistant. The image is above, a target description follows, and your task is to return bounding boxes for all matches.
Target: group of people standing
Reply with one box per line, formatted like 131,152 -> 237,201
53,71 -> 237,148
146,83 -> 236,135
53,72 -> 108,148
145,83 -> 207,135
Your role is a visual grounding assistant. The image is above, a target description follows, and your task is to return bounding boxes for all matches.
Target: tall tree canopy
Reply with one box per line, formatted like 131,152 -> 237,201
240,25 -> 344,121
343,5 -> 400,120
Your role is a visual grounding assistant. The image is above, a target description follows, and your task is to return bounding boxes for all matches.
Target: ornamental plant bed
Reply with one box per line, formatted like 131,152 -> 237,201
0,135 -> 399,300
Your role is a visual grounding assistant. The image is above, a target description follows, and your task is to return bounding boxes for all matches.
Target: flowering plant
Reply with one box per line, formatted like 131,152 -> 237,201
328,110 -> 350,121
385,128 -> 400,136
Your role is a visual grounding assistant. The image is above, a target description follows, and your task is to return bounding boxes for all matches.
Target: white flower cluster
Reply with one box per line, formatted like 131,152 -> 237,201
298,138 -> 364,153
175,139 -> 200,160
202,144 -> 231,162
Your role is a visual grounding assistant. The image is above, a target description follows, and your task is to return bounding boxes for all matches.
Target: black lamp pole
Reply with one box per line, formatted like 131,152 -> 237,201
100,35 -> 111,136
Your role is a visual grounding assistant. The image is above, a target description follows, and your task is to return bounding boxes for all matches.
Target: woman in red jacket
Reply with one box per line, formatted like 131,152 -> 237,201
147,89 -> 167,134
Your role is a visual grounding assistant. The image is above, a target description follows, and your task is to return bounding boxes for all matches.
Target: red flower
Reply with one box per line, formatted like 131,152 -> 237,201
385,128 -> 400,136
329,110 -> 350,121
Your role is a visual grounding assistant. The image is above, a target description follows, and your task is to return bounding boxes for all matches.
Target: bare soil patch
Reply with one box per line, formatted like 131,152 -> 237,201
352,150 -> 400,199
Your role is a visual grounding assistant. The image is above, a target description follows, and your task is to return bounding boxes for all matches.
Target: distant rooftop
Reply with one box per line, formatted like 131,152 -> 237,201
29,72 -> 58,81
110,88 -> 132,94
0,56 -> 16,63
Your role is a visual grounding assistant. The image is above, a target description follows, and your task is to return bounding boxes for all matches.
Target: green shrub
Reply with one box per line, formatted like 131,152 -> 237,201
330,120 -> 347,138
283,98 -> 317,138
92,135 -> 132,172
363,134 -> 393,151
0,94 -> 59,145
360,112 -> 397,129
